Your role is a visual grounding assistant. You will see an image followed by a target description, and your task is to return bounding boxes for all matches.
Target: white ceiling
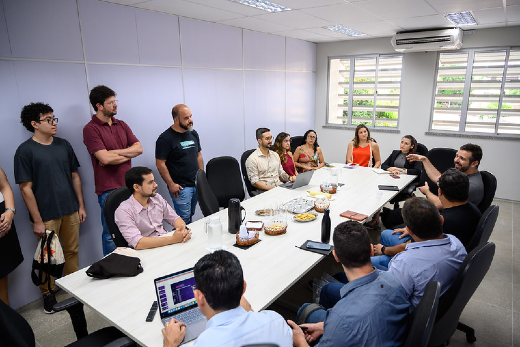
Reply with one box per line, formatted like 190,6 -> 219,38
101,0 -> 520,42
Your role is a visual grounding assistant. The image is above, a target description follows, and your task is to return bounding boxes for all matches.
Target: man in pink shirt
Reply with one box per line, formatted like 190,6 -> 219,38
83,85 -> 143,255
115,167 -> 191,250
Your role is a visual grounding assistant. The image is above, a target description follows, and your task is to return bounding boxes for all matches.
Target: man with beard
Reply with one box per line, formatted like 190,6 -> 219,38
155,104 -> 203,224
115,167 -> 190,250
84,85 -> 143,255
245,128 -> 296,192
407,143 -> 484,208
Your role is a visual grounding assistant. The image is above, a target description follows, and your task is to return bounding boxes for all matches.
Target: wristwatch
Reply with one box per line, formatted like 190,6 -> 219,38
381,245 -> 386,255
5,207 -> 15,214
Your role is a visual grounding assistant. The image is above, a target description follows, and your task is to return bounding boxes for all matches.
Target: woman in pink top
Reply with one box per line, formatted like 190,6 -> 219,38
346,124 -> 381,168
272,132 -> 298,177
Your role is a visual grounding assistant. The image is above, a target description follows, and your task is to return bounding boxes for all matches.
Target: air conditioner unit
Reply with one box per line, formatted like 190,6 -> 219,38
391,28 -> 463,52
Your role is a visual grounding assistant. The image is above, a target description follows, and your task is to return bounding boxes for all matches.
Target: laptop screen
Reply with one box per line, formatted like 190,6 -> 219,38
154,268 -> 198,318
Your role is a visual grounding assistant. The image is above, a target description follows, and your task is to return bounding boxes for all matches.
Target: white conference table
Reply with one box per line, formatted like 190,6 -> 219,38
56,165 -> 416,347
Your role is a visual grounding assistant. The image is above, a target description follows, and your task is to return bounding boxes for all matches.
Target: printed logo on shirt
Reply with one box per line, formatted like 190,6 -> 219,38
180,140 -> 195,150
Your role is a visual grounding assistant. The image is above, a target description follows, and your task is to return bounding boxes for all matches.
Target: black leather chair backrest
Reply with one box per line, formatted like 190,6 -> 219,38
403,281 -> 440,347
419,148 -> 457,195
416,143 -> 428,156
465,205 -> 499,253
429,242 -> 496,346
0,297 -> 35,347
103,186 -> 132,248
477,170 -> 497,214
290,135 -> 304,154
196,169 -> 219,217
240,149 -> 257,197
206,156 -> 245,207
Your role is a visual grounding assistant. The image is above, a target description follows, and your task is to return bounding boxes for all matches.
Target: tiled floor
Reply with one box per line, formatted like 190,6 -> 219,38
16,199 -> 520,347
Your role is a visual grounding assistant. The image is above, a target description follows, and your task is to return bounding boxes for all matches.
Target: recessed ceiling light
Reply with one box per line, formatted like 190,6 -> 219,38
230,0 -> 292,13
444,11 -> 477,26
323,25 -> 366,37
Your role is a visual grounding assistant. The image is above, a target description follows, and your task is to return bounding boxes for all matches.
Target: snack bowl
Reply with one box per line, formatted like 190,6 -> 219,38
236,231 -> 260,246
264,220 -> 287,235
245,221 -> 264,232
294,212 -> 318,222
320,184 -> 337,194
314,202 -> 330,213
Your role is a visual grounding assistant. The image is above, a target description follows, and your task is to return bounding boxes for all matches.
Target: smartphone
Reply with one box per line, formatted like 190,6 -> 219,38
307,241 -> 332,251
390,174 -> 400,179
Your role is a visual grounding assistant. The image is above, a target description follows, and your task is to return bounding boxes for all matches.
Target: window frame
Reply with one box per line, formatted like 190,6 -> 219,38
429,46 -> 520,138
326,53 -> 404,130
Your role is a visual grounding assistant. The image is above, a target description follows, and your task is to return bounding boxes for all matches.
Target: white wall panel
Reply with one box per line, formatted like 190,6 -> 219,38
184,68 -> 245,161
80,0 -> 139,63
243,30 -> 285,71
3,0 -> 83,60
244,70 -> 286,149
0,0 -> 11,57
286,72 -> 316,137
286,38 -> 316,72
180,17 -> 242,69
135,9 -> 181,66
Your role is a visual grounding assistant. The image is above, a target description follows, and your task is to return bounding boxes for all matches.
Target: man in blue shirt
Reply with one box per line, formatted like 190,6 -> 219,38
387,197 -> 467,308
162,250 -> 292,347
288,221 -> 410,347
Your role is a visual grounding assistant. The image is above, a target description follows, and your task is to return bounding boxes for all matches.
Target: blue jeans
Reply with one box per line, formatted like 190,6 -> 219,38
319,282 -> 345,310
297,303 -> 328,324
98,190 -> 117,256
169,186 -> 197,224
370,229 -> 411,270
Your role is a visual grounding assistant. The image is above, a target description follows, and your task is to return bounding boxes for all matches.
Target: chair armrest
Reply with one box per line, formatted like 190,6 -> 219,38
104,337 -> 136,347
53,297 -> 82,312
405,184 -> 417,196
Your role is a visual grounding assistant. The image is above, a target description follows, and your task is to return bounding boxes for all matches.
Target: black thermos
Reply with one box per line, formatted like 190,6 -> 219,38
321,208 -> 331,244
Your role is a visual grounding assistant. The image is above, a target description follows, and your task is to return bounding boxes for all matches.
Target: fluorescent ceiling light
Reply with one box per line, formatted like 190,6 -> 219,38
324,25 -> 366,37
230,0 -> 291,13
444,11 -> 477,26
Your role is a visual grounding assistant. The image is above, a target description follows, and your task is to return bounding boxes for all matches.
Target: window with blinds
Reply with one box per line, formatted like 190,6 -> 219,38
432,48 -> 520,135
327,54 -> 403,128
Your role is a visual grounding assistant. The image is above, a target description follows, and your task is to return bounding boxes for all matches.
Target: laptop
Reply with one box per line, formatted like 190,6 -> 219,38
281,170 -> 314,189
154,268 -> 207,343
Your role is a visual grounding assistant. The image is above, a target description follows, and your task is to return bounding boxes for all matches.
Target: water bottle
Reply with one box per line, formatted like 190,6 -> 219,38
321,208 -> 331,244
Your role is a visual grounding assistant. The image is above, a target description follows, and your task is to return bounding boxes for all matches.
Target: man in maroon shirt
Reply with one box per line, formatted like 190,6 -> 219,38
83,85 -> 143,255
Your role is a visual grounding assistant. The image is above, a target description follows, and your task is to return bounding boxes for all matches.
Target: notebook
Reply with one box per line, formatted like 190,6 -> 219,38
154,268 -> 207,343
281,170 -> 314,189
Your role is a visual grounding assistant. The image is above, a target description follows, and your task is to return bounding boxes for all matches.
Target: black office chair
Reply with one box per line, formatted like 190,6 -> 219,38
416,143 -> 429,156
465,205 -> 499,253
240,149 -> 261,197
477,170 -> 497,214
428,242 -> 496,346
419,148 -> 457,196
0,297 -> 135,347
403,281 -> 440,347
196,169 -> 220,217
290,135 -> 304,154
103,186 -> 132,248
206,156 -> 245,207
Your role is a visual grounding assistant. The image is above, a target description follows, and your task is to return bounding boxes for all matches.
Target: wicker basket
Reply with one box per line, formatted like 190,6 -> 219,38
314,202 -> 330,213
236,232 -> 260,246
264,224 -> 287,236
320,184 -> 337,194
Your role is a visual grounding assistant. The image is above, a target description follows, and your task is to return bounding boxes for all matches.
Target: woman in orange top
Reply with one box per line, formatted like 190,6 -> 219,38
346,124 -> 381,168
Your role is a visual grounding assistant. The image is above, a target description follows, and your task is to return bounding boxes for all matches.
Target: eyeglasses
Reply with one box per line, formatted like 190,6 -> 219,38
307,135 -> 316,139
104,100 -> 119,106
38,117 -> 58,125
264,136 -> 273,141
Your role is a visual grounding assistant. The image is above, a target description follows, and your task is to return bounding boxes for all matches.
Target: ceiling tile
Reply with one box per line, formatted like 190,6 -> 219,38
506,5 -> 520,21
274,0 -> 346,10
134,0 -> 245,21
218,16 -> 292,32
254,10 -> 331,29
389,14 -> 452,30
472,7 -> 506,24
300,3 -> 382,24
354,0 -> 437,20
348,20 -> 403,36
305,27 -> 354,38
273,29 -> 331,42
102,0 -> 152,5
425,0 -> 503,14
183,0 -> 267,16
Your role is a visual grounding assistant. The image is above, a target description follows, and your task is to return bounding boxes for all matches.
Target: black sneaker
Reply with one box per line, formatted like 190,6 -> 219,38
43,293 -> 57,314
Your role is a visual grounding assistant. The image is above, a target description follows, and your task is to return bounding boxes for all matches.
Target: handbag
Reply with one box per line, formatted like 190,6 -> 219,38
31,230 -> 65,294
86,253 -> 143,279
